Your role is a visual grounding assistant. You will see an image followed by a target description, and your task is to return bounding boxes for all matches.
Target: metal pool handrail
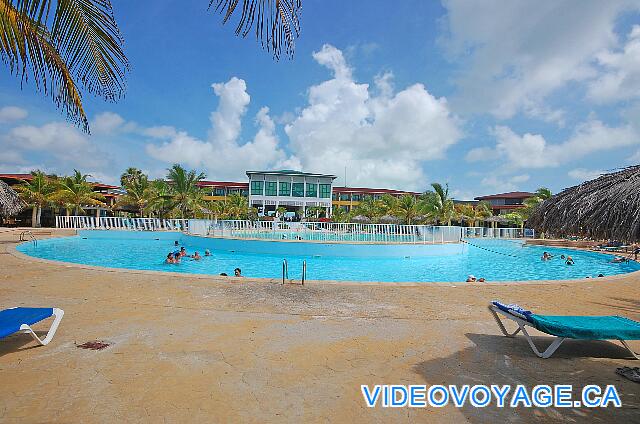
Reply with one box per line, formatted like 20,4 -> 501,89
282,259 -> 289,284
301,260 -> 306,285
19,230 -> 37,247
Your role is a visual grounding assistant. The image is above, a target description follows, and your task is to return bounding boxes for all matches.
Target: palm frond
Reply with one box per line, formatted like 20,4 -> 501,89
50,0 -> 128,100
1,0 -> 128,132
1,0 -> 88,129
210,0 -> 302,60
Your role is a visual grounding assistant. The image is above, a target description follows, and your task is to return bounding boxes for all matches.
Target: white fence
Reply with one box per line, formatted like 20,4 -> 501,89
203,220 -> 463,244
56,216 -> 189,231
57,217 -> 534,244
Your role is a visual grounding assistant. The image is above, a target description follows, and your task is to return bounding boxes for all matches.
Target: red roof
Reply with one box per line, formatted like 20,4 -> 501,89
0,173 -> 32,181
197,181 -> 248,189
475,191 -> 534,200
333,186 -> 420,196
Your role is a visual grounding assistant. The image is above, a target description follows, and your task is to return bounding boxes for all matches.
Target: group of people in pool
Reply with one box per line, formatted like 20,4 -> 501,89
541,251 -> 575,265
466,275 -> 485,283
165,241 -> 242,277
165,245 -> 211,264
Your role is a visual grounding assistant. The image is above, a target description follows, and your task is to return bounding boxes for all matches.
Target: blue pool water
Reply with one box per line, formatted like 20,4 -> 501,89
17,231 -> 640,283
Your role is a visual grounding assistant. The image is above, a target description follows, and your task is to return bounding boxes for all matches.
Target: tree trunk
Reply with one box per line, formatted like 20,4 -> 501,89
36,206 -> 42,227
31,207 -> 37,228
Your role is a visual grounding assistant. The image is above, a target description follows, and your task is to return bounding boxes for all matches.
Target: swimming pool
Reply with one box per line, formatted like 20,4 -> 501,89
17,231 -> 640,283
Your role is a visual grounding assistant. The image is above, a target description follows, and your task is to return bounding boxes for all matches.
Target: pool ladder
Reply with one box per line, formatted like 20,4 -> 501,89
282,259 -> 306,285
19,230 -> 37,247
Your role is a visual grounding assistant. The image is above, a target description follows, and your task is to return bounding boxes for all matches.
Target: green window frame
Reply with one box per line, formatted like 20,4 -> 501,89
250,181 -> 263,195
265,181 -> 277,196
292,182 -> 304,197
279,181 -> 291,196
340,194 -> 350,201
319,184 -> 331,199
306,183 -> 317,197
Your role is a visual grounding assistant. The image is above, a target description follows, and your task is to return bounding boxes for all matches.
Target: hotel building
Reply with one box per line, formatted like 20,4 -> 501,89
332,186 -> 421,212
246,170 -> 336,217
474,191 -> 534,215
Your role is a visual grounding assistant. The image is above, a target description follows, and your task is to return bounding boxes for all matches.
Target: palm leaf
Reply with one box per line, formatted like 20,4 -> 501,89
1,0 -> 87,129
210,0 -> 302,60
1,0 -> 128,132
50,0 -> 128,100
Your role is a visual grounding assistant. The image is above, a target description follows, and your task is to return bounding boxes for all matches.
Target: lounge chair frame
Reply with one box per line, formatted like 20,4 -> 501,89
14,308 -> 65,346
489,305 -> 640,359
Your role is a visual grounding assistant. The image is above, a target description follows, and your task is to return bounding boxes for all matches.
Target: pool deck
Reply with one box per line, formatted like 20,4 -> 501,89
1,229 -> 639,423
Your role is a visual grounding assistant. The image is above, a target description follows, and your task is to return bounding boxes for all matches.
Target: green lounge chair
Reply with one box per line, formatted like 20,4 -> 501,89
489,301 -> 640,359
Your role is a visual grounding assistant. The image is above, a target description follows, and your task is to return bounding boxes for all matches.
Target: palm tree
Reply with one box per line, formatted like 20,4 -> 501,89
166,164 -> 207,218
455,203 -> 475,227
1,0 -> 129,132
503,212 -> 525,229
331,207 -> 350,223
474,201 -> 493,226
211,0 -> 303,60
423,183 -> 455,225
225,193 -> 249,219
306,206 -> 325,219
522,187 -> 553,219
147,179 -> 174,218
115,171 -> 156,217
275,206 -> 287,218
378,194 -> 399,216
50,170 -> 106,215
394,195 -> 424,224
120,167 -> 145,187
14,170 -> 55,227
353,196 -> 383,221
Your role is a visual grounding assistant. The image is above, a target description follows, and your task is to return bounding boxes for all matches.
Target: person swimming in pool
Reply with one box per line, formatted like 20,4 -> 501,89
205,249 -> 211,256
541,251 -> 551,261
174,240 -> 179,247
192,251 -> 202,260
565,256 -> 574,265
466,275 -> 476,282
165,253 -> 175,264
173,252 -> 181,263
234,268 -> 242,277
179,247 -> 187,257
611,256 -> 628,263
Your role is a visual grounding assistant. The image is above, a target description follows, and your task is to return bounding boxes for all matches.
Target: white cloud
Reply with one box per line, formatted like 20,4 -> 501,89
469,119 -> 639,170
4,122 -> 108,169
441,0 -> 638,120
91,112 -> 125,135
146,45 -> 463,190
143,125 -> 178,139
0,106 -> 28,122
629,149 -> 640,163
284,44 -> 462,190
568,168 -> 605,181
146,78 -> 290,180
480,174 -> 530,193
587,25 -> 640,103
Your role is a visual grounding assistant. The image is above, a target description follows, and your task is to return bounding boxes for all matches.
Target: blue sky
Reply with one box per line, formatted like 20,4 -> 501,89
1,0 -> 640,199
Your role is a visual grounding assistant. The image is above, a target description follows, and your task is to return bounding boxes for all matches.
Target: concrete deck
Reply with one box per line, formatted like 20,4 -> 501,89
1,229 -> 639,423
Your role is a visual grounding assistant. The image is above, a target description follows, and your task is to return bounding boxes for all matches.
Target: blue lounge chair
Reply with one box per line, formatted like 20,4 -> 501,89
0,307 -> 64,346
489,301 -> 640,359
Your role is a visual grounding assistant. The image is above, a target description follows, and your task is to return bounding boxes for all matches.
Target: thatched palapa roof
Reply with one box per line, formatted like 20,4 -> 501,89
0,180 -> 25,218
378,215 -> 401,224
351,215 -> 371,224
528,165 -> 640,242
